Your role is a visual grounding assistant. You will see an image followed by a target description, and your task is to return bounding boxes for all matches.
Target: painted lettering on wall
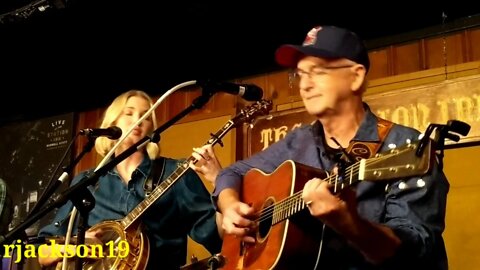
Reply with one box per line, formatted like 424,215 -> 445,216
248,75 -> 480,155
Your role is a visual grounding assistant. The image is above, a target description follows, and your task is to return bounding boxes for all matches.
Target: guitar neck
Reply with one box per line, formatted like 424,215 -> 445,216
121,120 -> 236,228
270,141 -> 429,224
271,162 -> 361,225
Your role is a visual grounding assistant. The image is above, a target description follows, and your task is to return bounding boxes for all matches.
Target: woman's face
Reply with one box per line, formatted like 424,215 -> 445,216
115,95 -> 153,145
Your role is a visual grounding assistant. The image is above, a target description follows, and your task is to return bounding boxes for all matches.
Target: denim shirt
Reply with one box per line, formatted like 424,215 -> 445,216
213,105 -> 449,269
39,156 -> 222,269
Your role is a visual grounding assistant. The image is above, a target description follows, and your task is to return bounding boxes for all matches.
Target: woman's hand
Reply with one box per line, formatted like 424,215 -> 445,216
190,145 -> 222,186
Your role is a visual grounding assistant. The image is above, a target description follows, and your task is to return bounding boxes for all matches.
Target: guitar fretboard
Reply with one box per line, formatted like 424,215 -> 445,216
269,163 -> 361,225
266,142 -> 424,225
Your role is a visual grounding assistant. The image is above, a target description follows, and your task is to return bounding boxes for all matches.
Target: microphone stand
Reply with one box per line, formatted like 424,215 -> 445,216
415,120 -> 471,170
0,135 -> 94,268
28,136 -> 96,218
0,89 -> 215,270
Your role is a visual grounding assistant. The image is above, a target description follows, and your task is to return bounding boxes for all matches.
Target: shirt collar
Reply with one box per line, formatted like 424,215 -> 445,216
352,103 -> 380,142
106,154 -> 152,178
312,102 -> 380,144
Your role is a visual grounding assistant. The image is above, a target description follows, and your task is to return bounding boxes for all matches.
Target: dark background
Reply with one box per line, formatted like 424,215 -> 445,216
1,0 -> 479,123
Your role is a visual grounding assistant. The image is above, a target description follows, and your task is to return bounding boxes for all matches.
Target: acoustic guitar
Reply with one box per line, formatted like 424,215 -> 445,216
220,140 -> 434,270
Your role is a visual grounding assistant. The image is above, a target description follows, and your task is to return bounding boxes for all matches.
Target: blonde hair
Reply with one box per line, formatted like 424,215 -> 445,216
94,90 -> 160,159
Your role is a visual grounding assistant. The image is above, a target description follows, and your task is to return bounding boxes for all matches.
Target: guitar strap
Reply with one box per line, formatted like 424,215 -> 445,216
345,117 -> 394,160
143,157 -> 166,197
319,117 -> 394,263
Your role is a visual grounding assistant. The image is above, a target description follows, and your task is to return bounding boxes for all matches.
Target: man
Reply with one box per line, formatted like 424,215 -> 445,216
213,26 -> 449,269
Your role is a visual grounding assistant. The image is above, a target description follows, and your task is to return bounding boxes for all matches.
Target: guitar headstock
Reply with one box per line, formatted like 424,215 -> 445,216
359,140 -> 433,181
232,99 -> 273,126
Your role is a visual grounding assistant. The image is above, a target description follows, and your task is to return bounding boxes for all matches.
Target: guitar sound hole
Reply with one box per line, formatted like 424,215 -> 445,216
257,198 -> 274,239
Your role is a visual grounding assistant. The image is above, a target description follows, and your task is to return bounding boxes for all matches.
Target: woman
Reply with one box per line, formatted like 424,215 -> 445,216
38,90 -> 223,269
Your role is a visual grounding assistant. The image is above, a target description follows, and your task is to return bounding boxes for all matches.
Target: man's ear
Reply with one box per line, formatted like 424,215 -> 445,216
350,64 -> 367,92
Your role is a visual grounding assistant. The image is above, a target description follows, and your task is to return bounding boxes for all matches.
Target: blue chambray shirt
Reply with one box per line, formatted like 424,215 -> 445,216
39,156 -> 222,269
212,104 -> 449,269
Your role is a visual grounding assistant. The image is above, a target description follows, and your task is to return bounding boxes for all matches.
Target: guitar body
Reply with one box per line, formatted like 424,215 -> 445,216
55,220 -> 149,270
221,160 -> 328,270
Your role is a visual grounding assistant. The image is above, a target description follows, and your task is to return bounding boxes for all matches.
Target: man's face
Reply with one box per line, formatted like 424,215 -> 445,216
295,56 -> 357,117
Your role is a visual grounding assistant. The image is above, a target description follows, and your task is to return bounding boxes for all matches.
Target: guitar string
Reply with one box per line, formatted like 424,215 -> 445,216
256,148 -> 415,223
257,160 -> 407,224
255,157 -> 370,223
253,147 -> 414,223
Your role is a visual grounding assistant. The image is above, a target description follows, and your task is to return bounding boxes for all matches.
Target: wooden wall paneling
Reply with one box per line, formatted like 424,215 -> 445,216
157,86 -> 237,124
467,28 -> 480,61
210,92 -> 236,114
267,70 -> 298,101
419,39 -> 427,70
443,145 -> 480,269
424,32 -> 466,69
424,37 -> 445,69
447,32 -> 468,65
268,70 -> 299,104
264,70 -> 303,109
74,108 -> 104,174
237,74 -> 267,92
184,86 -> 205,117
392,42 -> 422,74
153,96 -> 169,125
165,90 -> 190,121
367,48 -> 390,79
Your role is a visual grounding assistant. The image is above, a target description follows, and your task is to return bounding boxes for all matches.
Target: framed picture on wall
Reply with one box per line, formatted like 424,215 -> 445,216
0,112 -> 75,237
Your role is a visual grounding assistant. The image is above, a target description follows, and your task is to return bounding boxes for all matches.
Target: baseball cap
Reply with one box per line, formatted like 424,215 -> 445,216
275,25 -> 370,71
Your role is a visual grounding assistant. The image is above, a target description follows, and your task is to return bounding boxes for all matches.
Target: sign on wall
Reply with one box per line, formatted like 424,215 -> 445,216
0,113 -> 74,236
245,75 -> 480,157
364,75 -> 480,144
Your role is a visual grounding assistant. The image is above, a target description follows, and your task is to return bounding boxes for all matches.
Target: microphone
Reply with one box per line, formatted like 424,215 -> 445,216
199,80 -> 263,101
79,126 -> 122,140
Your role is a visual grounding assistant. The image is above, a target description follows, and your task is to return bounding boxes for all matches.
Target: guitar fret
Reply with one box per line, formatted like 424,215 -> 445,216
280,204 -> 284,221
273,205 -> 278,224
285,202 -> 289,219
349,165 -> 354,185
334,175 -> 339,193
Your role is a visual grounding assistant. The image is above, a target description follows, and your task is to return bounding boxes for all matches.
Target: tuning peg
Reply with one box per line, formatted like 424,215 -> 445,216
447,120 -> 470,136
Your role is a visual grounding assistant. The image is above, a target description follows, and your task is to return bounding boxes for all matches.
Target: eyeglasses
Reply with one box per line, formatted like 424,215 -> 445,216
289,65 -> 354,83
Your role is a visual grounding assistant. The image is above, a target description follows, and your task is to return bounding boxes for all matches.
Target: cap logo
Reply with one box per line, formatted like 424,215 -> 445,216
303,26 -> 322,46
